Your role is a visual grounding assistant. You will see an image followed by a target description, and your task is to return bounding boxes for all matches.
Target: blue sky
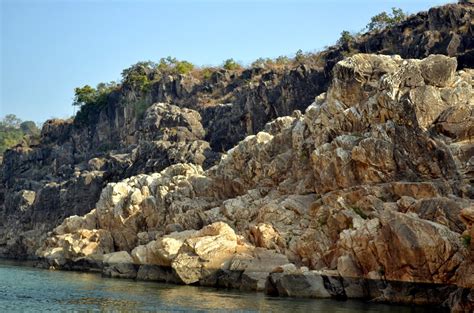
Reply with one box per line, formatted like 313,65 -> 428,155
1,0 -> 453,123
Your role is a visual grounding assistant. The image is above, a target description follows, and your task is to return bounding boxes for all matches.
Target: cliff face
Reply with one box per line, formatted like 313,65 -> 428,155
324,2 -> 474,70
38,53 -> 473,308
0,103 -> 218,258
0,4 -> 474,300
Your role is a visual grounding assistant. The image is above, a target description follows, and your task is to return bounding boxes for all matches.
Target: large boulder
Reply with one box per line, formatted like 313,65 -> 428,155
102,251 -> 137,279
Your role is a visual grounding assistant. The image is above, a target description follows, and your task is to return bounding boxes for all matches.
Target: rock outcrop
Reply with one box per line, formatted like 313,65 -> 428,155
0,103 -> 217,258
1,3 -> 473,312
1,2 -> 472,262
37,53 -> 473,310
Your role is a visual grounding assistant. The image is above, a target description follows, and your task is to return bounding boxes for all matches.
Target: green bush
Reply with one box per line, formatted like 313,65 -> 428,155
0,114 -> 39,154
121,61 -> 156,92
251,57 -> 273,68
366,7 -> 407,31
72,85 -> 97,107
73,82 -> 118,125
0,128 -> 23,154
337,30 -> 355,46
154,57 -> 195,75
201,67 -> 214,80
157,56 -> 176,73
275,56 -> 290,65
175,60 -> 194,74
20,121 -> 39,135
295,49 -> 305,63
73,82 -> 117,108
223,58 -> 242,71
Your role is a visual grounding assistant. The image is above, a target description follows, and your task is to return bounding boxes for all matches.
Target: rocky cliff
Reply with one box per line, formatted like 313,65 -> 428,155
0,2 -> 473,310
37,53 -> 473,310
1,3 -> 472,261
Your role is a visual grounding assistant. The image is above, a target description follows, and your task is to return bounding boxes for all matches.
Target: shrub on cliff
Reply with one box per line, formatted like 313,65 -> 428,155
366,7 -> 407,31
199,67 -> 217,80
121,61 -> 156,92
223,58 -> 242,71
73,83 -> 117,108
294,49 -> 306,64
251,57 -> 268,68
0,114 -> 40,154
337,30 -> 355,46
157,57 -> 195,75
73,82 -> 118,125
175,60 -> 194,74
20,121 -> 40,135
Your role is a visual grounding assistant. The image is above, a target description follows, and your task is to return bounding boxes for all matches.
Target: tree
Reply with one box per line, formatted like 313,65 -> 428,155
121,61 -> 157,91
337,30 -> 355,46
223,58 -> 242,71
275,55 -> 290,65
201,67 -> 215,80
72,82 -> 117,110
157,57 -> 176,73
175,60 -> 194,74
251,57 -> 267,68
295,49 -> 305,63
2,114 -> 22,128
121,61 -> 157,79
0,114 -> 38,154
20,121 -> 39,135
366,7 -> 407,31
73,85 -> 97,106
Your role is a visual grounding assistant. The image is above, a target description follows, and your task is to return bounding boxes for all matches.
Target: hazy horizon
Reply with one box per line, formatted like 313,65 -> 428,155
1,0 -> 455,124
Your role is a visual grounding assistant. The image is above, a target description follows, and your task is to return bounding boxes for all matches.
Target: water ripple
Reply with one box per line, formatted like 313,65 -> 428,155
0,261 -> 447,313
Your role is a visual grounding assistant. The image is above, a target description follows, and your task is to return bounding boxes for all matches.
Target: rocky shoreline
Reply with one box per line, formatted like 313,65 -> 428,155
32,255 -> 469,311
1,3 -> 473,312
30,53 -> 473,311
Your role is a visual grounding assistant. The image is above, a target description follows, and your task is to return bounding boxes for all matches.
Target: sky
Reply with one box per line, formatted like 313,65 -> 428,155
1,0 -> 454,123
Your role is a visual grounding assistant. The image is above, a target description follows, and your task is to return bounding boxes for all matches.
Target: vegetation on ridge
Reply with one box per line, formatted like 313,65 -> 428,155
337,7 -> 407,52
0,114 -> 40,155
71,7 -> 409,126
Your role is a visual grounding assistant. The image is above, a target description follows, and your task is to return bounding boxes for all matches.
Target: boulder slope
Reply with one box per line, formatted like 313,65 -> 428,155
38,54 -> 473,309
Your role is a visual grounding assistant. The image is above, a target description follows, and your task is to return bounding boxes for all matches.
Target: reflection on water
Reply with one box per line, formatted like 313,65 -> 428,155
0,260 -> 447,312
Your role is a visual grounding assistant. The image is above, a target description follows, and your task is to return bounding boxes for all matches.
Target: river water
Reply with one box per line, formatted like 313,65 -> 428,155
0,260 -> 446,312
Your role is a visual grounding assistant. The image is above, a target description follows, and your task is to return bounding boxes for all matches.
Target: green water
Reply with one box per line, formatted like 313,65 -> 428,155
0,260 -> 446,312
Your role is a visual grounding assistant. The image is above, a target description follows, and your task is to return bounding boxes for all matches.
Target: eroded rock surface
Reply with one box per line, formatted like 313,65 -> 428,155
0,103 -> 217,258
2,3 -> 473,263
38,54 -> 473,309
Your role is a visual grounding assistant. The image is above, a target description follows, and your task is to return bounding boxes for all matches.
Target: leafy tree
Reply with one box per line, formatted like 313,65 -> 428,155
0,115 -> 40,155
95,82 -> 118,106
337,30 -> 355,46
366,7 -> 407,31
295,49 -> 305,63
2,114 -> 22,128
122,61 -> 157,79
72,82 -> 118,125
275,55 -> 290,65
201,67 -> 215,80
223,58 -> 242,71
251,57 -> 267,68
175,60 -> 194,74
73,85 -> 97,107
20,121 -> 39,135
121,61 -> 157,91
157,57 -> 177,73
0,129 -> 23,154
